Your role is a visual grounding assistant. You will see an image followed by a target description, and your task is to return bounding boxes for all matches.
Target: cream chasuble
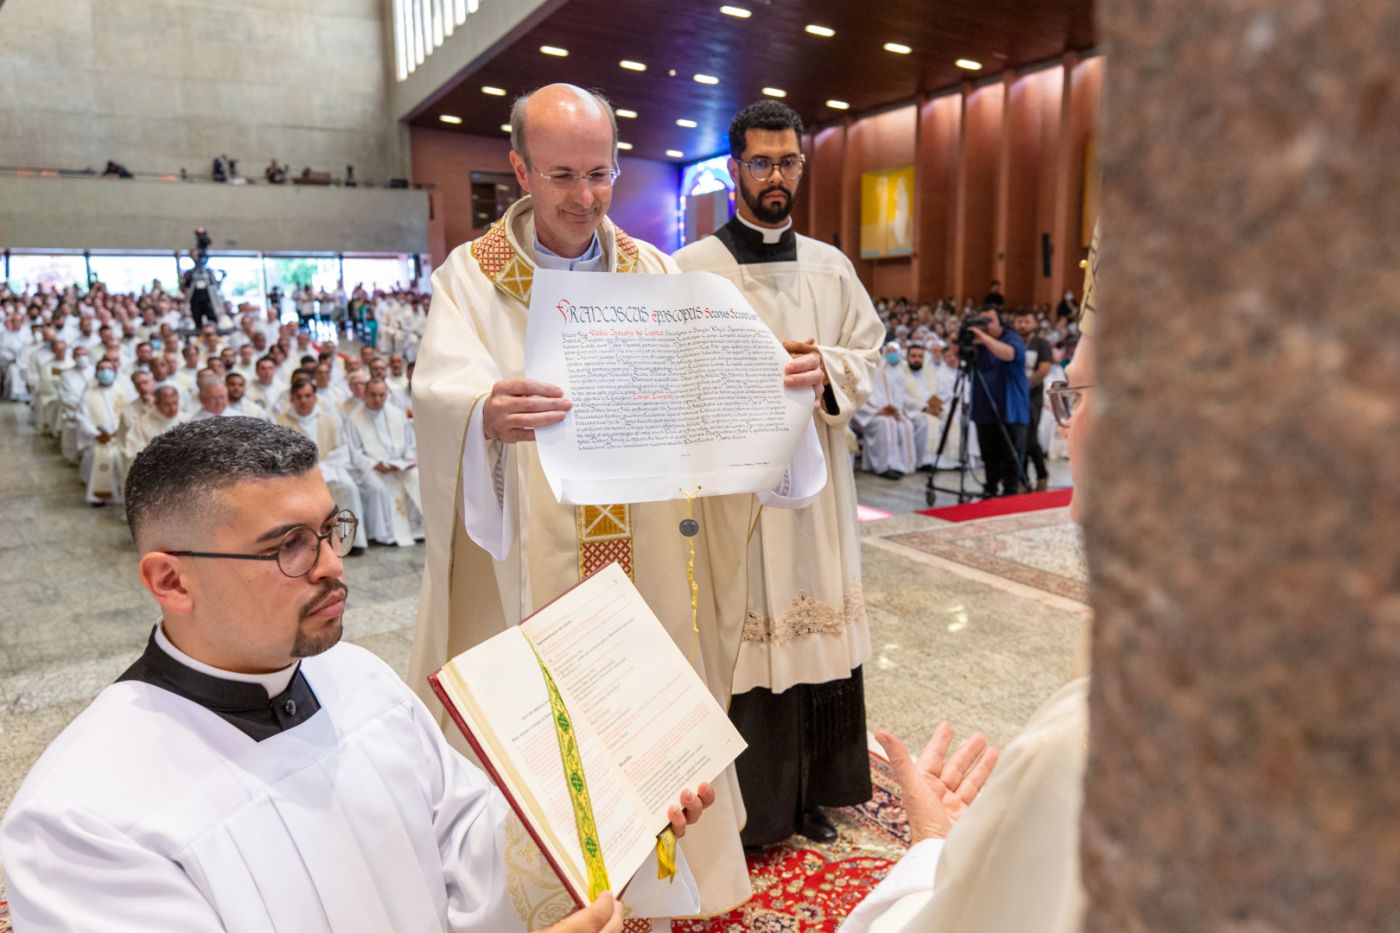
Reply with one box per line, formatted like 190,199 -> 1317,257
407,196 -> 752,925
75,385 -> 125,504
674,229 -> 883,694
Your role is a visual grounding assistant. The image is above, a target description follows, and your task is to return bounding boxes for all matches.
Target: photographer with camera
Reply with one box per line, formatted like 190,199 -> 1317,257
964,308 -> 1030,498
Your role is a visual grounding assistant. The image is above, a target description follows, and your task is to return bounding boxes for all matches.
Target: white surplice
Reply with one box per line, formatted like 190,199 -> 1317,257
838,677 -> 1088,933
0,641 -> 523,933
345,403 -> 422,547
853,363 -> 919,475
276,405 -> 369,550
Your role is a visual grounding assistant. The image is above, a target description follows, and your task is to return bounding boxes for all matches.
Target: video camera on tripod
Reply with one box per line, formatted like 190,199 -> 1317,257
957,314 -> 993,360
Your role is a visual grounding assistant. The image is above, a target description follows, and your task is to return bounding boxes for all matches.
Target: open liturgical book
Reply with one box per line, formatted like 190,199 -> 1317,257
430,563 -> 747,910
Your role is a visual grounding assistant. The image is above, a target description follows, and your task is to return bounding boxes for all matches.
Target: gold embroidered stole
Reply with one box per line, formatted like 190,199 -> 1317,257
470,210 -> 643,581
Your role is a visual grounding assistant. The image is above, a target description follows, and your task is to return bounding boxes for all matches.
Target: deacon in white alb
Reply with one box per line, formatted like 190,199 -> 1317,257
345,377 -> 422,546
275,378 -> 368,553
0,417 -> 712,933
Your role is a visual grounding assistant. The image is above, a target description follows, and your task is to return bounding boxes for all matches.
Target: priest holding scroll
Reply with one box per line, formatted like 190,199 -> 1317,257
408,83 -> 828,927
674,100 -> 883,848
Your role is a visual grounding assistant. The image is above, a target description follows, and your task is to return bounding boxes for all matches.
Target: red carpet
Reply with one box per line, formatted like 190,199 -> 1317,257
919,487 -> 1072,523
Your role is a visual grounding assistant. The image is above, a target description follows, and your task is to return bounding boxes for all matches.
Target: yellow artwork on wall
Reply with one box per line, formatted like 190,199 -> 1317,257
860,165 -> 915,259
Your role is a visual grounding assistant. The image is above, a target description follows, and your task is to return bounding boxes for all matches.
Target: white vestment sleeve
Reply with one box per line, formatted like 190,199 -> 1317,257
619,840 -> 701,918
836,837 -> 943,933
757,420 -> 827,510
0,807 -> 225,933
412,697 -> 526,933
392,417 -> 418,470
459,395 -> 515,560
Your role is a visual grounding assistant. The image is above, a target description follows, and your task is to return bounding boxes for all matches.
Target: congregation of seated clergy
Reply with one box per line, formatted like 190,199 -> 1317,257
0,281 -> 427,547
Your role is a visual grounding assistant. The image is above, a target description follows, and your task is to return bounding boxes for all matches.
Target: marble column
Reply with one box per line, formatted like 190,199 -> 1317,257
1083,1 -> 1400,930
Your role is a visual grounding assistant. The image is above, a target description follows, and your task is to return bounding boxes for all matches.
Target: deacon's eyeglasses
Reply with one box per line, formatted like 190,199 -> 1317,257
531,165 -> 621,192
735,154 -> 806,182
165,510 -> 359,578
1046,382 -> 1094,428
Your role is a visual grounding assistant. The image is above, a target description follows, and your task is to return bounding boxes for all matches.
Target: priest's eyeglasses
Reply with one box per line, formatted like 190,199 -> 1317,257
166,510 -> 359,578
1047,382 -> 1094,428
532,165 -> 621,191
736,154 -> 806,182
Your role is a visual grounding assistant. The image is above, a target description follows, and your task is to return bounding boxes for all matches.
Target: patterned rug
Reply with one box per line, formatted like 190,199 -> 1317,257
889,507 -> 1089,603
0,757 -> 910,933
675,753 -> 911,932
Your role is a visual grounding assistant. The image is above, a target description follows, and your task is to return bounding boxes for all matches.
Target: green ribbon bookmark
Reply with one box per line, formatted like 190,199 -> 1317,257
522,633 -> 611,901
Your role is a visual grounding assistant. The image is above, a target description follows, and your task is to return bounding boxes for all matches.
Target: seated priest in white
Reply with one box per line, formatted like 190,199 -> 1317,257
852,342 -> 921,478
115,370 -> 156,493
275,377 -> 367,554
897,341 -> 941,470
189,375 -> 233,421
385,352 -> 412,409
56,346 -> 94,463
131,386 -> 190,454
0,417 -> 710,933
75,358 -> 127,506
1,312 -> 35,401
338,370 -> 368,419
34,338 -> 74,439
225,371 -> 268,419
312,360 -> 348,406
837,309 -> 1098,933
245,355 -> 283,415
345,377 -> 423,547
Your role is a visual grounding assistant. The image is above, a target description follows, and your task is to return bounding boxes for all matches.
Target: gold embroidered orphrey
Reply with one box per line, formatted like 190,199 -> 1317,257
742,585 -> 867,644
471,215 -> 644,582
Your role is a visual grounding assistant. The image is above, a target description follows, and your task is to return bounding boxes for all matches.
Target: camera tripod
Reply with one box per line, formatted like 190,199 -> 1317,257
924,354 -> 1029,507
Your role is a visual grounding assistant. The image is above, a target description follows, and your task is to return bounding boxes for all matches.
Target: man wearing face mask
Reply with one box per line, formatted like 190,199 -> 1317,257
673,98 -> 883,848
77,357 -> 127,505
853,342 -> 922,479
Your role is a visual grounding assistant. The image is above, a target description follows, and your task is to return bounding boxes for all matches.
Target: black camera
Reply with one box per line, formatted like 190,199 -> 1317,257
957,315 -> 992,358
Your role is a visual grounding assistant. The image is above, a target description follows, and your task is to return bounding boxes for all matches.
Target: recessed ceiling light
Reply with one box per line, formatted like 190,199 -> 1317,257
762,87 -> 787,98
884,42 -> 912,55
620,59 -> 647,71
617,141 -> 634,151
805,24 -> 835,37
616,108 -> 638,119
676,118 -> 698,128
720,5 -> 751,17
826,99 -> 850,110
439,114 -> 463,124
500,123 -> 512,132
956,58 -> 983,71
666,149 -> 684,158
693,74 -> 719,85
481,85 -> 506,96
540,45 -> 569,57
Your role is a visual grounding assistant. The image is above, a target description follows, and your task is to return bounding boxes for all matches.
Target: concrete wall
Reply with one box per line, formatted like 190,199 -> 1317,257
0,0 -> 406,183
0,176 -> 429,253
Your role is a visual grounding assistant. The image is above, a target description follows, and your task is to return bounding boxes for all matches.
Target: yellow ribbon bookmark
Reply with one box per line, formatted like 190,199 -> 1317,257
655,826 -> 678,881
679,487 -> 701,667
522,633 -> 611,900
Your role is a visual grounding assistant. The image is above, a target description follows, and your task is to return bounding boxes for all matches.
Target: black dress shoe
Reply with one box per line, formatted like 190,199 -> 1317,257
797,807 -> 838,843
348,546 -> 366,556
880,469 -> 905,480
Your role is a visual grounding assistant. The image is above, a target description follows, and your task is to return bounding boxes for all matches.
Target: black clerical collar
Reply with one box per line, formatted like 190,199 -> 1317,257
714,215 -> 797,264
117,629 -> 322,742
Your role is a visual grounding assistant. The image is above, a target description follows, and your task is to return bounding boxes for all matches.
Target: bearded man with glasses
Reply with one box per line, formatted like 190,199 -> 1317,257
410,83 -> 830,927
674,100 -> 885,849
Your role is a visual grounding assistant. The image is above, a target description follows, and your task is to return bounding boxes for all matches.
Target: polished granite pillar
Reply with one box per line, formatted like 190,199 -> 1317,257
1083,1 -> 1400,929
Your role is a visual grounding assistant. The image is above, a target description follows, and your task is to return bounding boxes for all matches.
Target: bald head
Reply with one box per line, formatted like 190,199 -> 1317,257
510,84 -> 617,164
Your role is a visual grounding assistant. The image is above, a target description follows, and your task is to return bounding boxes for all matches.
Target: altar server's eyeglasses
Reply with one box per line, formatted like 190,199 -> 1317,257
532,165 -> 621,191
736,154 -> 806,182
1047,382 -> 1095,428
166,510 -> 359,578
